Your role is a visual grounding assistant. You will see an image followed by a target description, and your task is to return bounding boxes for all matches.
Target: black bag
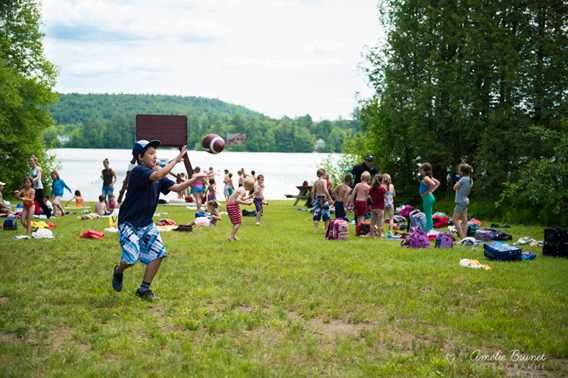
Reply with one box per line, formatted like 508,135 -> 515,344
488,228 -> 512,241
544,227 -> 565,242
543,227 -> 568,257
174,224 -> 193,232
242,209 -> 257,217
3,217 -> 17,230
356,222 -> 371,236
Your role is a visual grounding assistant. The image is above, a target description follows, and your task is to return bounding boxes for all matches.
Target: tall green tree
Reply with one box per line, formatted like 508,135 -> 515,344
0,0 -> 57,191
357,0 -> 568,220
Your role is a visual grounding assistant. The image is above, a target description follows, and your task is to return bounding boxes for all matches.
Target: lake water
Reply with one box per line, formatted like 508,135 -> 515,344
49,149 -> 342,201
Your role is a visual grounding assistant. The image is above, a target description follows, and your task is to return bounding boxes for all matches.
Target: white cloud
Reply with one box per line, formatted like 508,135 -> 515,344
41,0 -> 383,119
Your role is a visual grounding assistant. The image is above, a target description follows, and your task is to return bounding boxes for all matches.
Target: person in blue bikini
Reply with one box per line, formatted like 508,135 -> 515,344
419,163 -> 440,232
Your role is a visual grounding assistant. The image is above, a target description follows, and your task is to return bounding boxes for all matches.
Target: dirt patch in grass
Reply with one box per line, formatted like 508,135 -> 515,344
237,305 -> 255,313
150,305 -> 179,332
0,333 -> 20,344
374,324 -> 416,352
205,300 -> 229,313
1,327 -> 90,356
0,297 -> 8,305
284,310 -> 375,338
0,329 -> 41,346
49,327 -> 90,354
308,317 -> 374,338
504,363 -> 550,378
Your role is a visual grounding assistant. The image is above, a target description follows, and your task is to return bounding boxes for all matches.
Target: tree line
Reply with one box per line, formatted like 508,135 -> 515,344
46,93 -> 362,153
351,0 -> 567,225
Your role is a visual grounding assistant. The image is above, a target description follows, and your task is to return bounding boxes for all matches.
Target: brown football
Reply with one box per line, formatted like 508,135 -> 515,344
201,134 -> 225,154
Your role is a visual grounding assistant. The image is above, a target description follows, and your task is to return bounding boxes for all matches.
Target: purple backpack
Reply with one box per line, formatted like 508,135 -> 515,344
435,232 -> 454,248
475,229 -> 495,241
401,227 -> 430,248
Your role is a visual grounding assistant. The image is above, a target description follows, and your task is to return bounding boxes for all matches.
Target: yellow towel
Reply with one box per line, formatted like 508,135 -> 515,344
31,221 -> 49,229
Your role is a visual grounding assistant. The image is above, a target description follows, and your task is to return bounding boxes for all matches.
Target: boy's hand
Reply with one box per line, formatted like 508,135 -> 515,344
175,145 -> 188,163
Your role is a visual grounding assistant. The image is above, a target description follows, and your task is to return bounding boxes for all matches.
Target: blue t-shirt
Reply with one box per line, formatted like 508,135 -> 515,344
118,165 -> 175,227
52,179 -> 71,197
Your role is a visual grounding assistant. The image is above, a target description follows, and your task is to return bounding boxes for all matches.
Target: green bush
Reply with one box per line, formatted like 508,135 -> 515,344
497,136 -> 568,226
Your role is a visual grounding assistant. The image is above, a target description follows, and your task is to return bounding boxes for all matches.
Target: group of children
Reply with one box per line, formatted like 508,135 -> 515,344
311,169 -> 396,238
311,161 -> 474,240
179,166 -> 267,240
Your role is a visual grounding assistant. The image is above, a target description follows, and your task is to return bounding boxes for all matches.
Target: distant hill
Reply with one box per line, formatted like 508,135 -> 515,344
45,93 -> 361,153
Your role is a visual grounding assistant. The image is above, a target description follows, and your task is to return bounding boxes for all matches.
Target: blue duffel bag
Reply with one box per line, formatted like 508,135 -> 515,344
3,216 -> 17,231
484,242 -> 522,261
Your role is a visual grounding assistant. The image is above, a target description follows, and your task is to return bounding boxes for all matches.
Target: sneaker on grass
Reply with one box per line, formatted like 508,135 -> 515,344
135,289 -> 156,301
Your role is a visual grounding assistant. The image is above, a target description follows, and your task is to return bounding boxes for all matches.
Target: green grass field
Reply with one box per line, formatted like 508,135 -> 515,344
1,201 -> 567,377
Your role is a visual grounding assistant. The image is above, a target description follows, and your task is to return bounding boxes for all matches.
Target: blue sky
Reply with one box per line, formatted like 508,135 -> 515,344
41,0 -> 383,119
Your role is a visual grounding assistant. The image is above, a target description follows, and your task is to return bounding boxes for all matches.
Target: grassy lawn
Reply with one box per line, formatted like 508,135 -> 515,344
0,201 -> 567,377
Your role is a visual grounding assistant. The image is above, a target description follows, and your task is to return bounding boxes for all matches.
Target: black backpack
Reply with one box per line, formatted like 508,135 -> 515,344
174,224 -> 193,232
543,227 -> 568,257
488,228 -> 512,241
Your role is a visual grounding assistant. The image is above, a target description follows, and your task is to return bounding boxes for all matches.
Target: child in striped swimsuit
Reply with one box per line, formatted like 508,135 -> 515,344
226,176 -> 254,241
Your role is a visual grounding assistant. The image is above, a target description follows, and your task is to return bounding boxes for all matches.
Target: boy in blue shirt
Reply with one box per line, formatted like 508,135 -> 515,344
112,140 -> 207,300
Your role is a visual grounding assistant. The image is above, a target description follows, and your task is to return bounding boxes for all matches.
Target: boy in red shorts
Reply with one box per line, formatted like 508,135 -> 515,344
350,171 -> 371,226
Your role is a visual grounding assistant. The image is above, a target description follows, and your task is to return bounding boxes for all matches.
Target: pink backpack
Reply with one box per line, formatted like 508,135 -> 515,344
326,219 -> 349,240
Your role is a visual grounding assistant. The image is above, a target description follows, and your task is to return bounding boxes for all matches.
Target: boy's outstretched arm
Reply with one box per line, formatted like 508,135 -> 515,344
149,146 -> 187,182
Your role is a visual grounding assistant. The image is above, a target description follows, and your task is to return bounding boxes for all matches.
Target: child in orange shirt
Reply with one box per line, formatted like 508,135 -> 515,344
69,190 -> 84,208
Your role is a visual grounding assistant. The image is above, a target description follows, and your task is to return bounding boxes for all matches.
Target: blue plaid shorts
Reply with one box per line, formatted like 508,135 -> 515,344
119,222 -> 167,265
312,196 -> 330,222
